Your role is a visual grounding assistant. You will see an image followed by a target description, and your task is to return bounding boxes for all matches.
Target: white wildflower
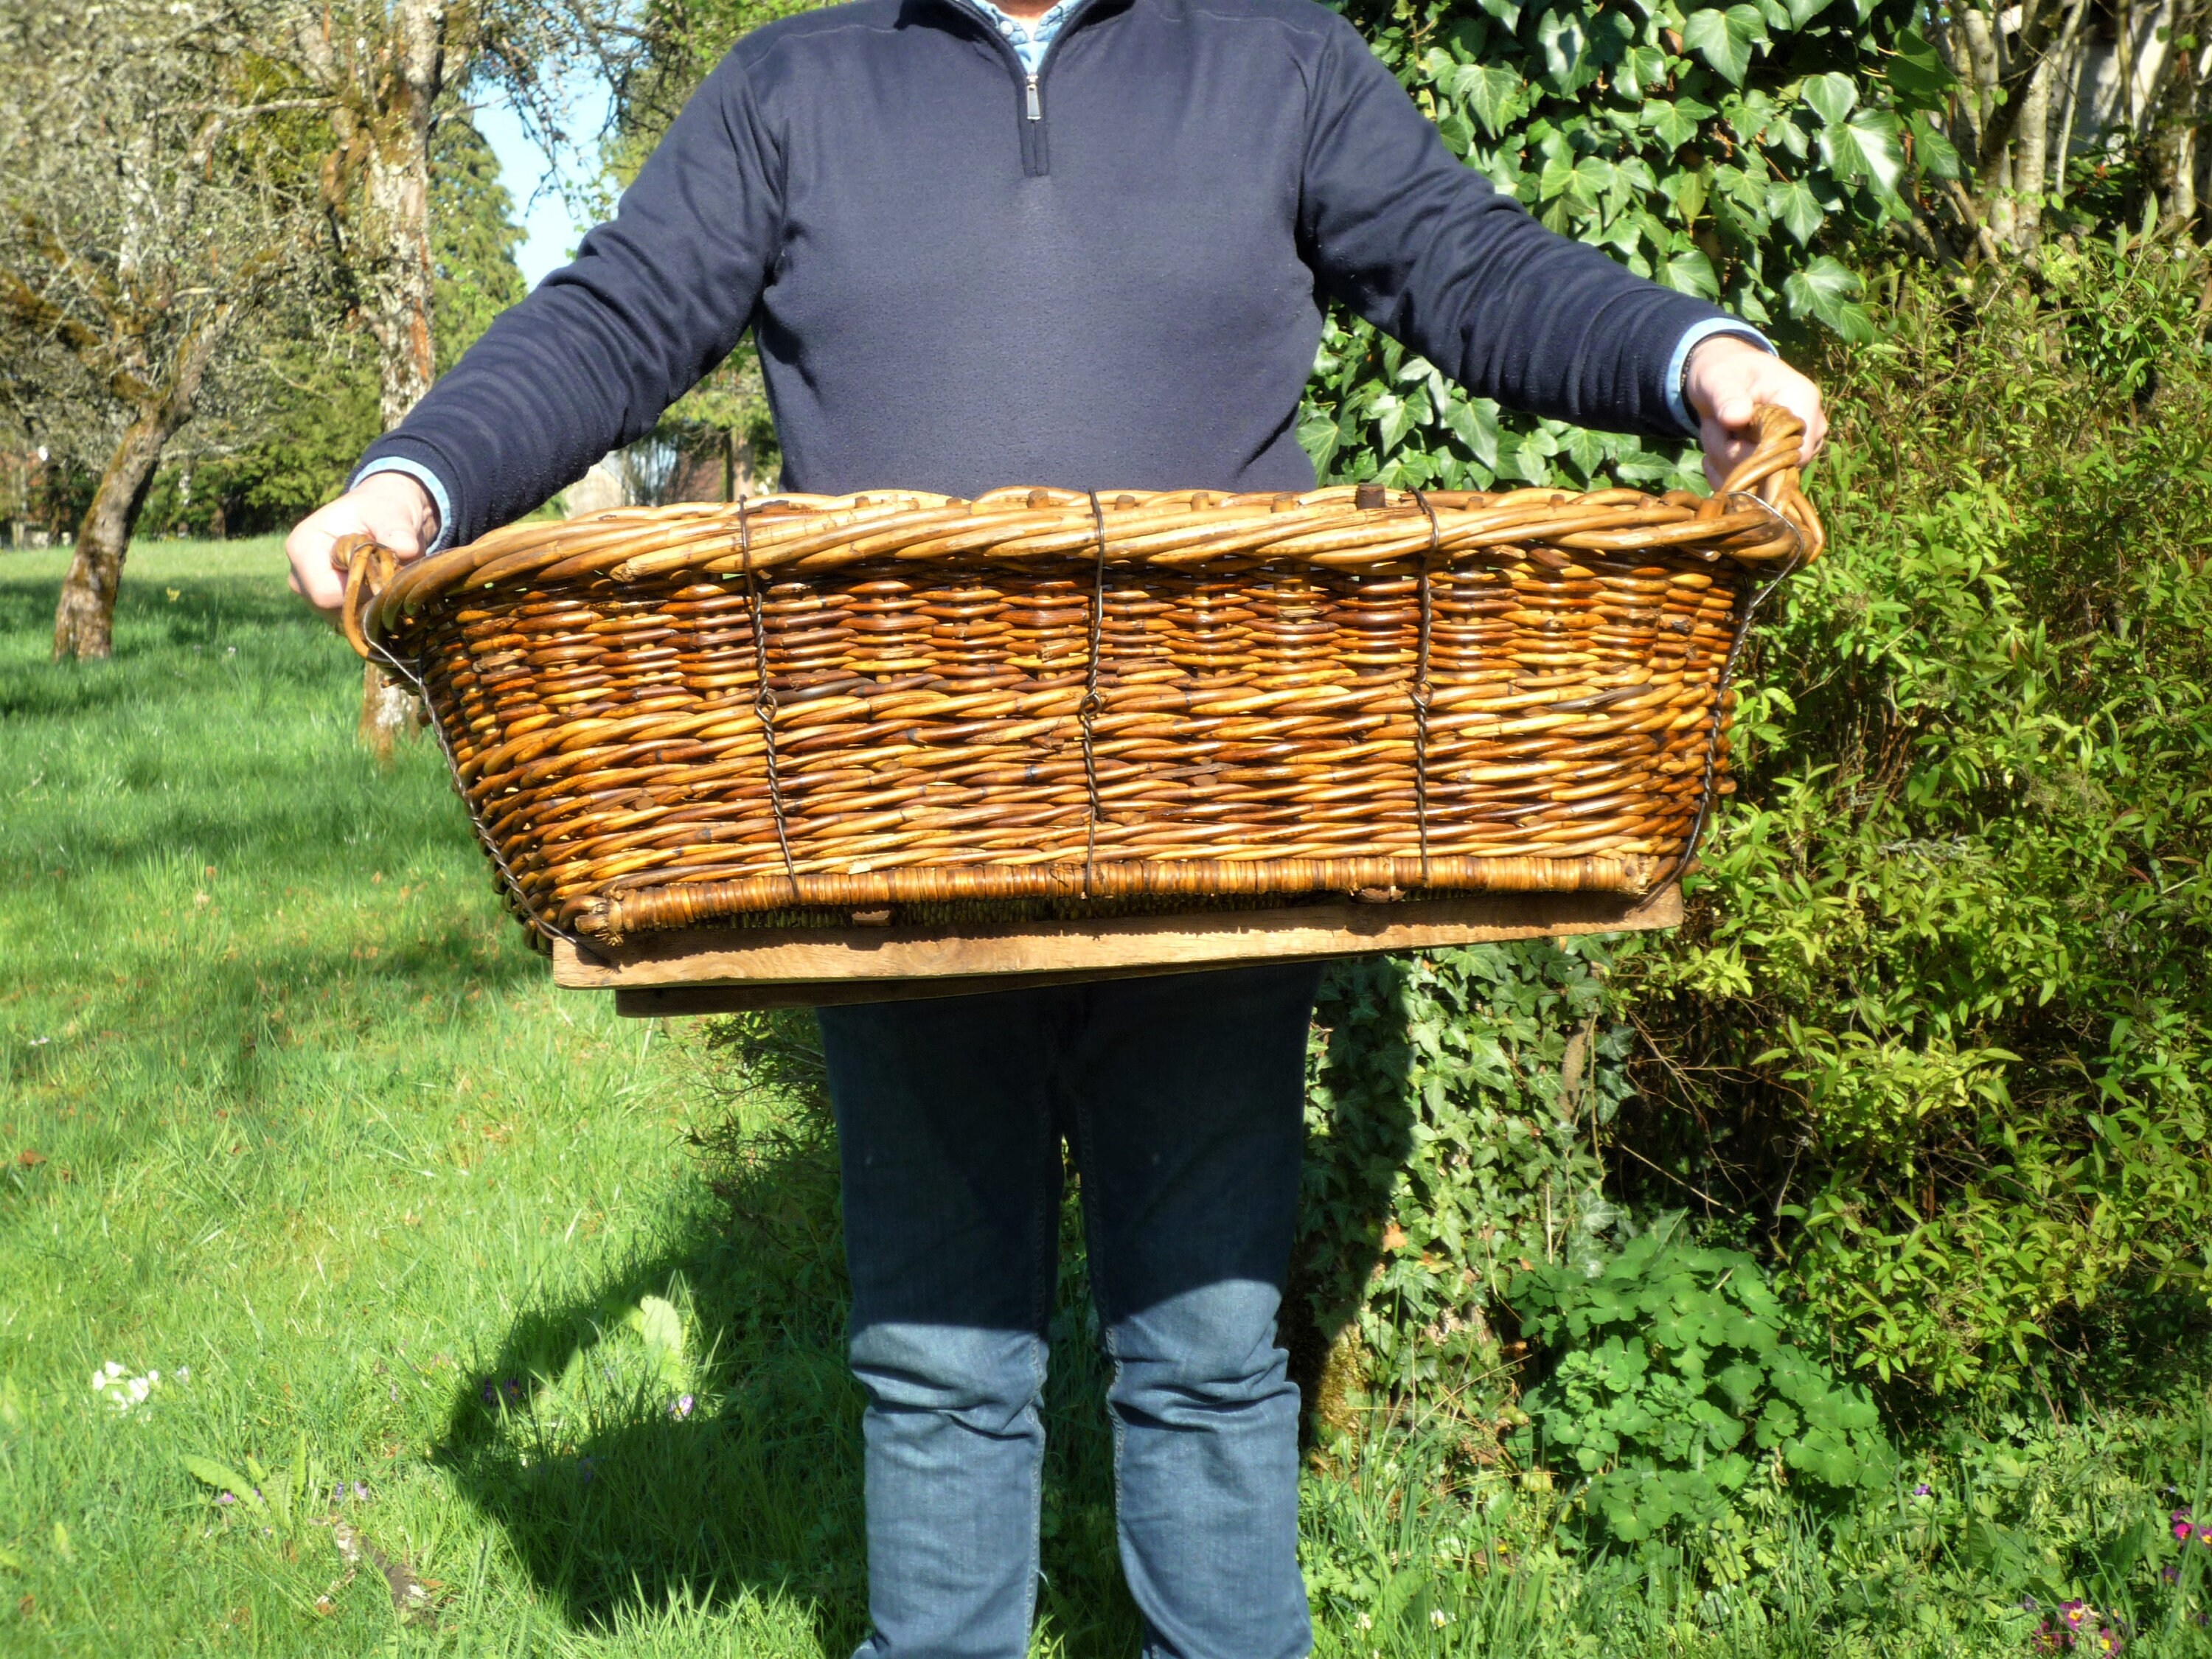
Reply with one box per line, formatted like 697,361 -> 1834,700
91,1361 -> 162,1413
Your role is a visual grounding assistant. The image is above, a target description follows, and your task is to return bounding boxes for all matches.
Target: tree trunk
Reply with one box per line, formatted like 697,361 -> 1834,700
51,315 -> 223,661
2149,0 -> 2206,233
2010,55 -> 2056,251
364,136 -> 436,428
355,0 -> 451,744
358,121 -> 436,756
52,415 -> 171,661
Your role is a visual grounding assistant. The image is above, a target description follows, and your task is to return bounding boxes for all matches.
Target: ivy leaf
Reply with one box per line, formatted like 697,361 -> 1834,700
1780,0 -> 1834,22
1659,164 -> 1711,222
1714,161 -> 1769,218
1801,70 -> 1857,127
1910,109 -> 1961,179
1444,395 -> 1503,467
1646,98 -> 1708,150
1664,247 -> 1722,298
1767,177 -> 1825,243
1568,154 -> 1620,212
1783,254 -> 1874,341
1476,0 -> 1523,31
1374,392 -> 1417,454
1680,4 -> 1767,84
1562,425 -> 1611,477
1885,25 -> 1955,105
1298,409 -> 1342,477
1588,7 -> 1638,63
1821,106 -> 1906,202
1616,42 -> 1669,99
1506,427 -> 1559,482
1461,63 -> 1528,137
1757,111 -> 1806,159
1537,6 -> 1591,85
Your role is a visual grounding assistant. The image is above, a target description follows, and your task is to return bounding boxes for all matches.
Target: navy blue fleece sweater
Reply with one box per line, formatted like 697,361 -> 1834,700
358,0 -> 1755,548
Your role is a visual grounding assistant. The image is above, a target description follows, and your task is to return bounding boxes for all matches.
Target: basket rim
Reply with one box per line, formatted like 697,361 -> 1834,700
359,411 -> 1821,647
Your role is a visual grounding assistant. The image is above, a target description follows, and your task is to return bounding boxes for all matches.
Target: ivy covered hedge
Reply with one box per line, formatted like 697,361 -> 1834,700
1300,0 -> 1949,492
1621,241 -> 2212,1397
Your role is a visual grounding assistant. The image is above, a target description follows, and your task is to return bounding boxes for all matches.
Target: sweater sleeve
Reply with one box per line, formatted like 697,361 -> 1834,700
1298,16 -> 1746,441
352,52 -> 784,547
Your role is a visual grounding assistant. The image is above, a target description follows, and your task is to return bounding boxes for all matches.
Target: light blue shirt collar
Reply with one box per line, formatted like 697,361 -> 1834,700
967,0 -> 1076,74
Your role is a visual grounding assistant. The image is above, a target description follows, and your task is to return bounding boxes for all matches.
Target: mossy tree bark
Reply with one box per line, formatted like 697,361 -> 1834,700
51,319 -> 226,661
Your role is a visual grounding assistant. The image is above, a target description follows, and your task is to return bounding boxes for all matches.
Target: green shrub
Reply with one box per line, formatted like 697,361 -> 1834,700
1295,939 -> 1632,1413
1615,240 -> 2212,1398
1509,1228 -> 1893,1546
1296,239 -> 2212,1423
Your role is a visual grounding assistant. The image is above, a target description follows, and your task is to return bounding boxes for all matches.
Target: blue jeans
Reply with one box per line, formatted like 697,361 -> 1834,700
818,962 -> 1323,1659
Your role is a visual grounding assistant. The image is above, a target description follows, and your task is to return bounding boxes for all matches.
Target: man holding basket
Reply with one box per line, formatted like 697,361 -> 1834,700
287,0 -> 1824,1652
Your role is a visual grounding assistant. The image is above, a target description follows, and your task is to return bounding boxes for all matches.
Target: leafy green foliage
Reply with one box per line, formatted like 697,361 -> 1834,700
1300,0 -> 1952,491
1510,1231 -> 1893,1545
1295,941 -> 1632,1403
430,112 -> 529,377
1615,240 -> 2212,1398
1304,243 -> 2212,1427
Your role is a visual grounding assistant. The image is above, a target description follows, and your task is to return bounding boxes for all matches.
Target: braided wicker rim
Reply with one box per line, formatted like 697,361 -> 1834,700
343,408 -> 1821,947
362,416 -> 1820,634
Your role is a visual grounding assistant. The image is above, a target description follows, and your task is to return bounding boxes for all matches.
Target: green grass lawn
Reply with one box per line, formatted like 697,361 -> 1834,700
5,539 -> 2212,1657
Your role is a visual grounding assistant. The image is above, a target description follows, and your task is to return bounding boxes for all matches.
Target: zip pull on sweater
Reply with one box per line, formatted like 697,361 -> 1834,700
955,0 -> 1082,172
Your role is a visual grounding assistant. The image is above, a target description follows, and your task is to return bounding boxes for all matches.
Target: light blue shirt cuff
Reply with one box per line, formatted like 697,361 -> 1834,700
1665,319 -> 1776,437
349,457 -> 455,554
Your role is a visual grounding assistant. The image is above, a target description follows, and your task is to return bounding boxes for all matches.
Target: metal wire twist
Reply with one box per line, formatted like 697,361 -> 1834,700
1663,490 -> 1810,889
1079,490 -> 1108,898
1408,487 -> 1440,883
739,495 -> 801,905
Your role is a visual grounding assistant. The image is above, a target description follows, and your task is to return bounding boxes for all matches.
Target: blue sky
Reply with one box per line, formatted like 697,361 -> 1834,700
473,83 -> 613,291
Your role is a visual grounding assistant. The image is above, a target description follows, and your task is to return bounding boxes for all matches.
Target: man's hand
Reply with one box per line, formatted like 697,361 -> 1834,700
1684,334 -> 1827,490
284,471 -> 441,627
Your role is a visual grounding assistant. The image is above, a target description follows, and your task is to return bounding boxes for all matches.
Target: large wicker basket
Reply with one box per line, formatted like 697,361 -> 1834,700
340,408 -> 1819,1005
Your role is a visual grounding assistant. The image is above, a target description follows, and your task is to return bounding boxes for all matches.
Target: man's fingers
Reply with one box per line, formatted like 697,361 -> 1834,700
1684,335 -> 1828,476
281,473 -> 437,625
282,519 -> 349,626
1700,425 -> 1756,490
1798,399 -> 1829,467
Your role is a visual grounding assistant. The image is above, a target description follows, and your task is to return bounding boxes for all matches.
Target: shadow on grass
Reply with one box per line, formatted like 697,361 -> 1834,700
431,1011 -> 1248,1653
1284,958 -> 1421,1439
434,984 -> 1418,1652
431,1056 -> 864,1646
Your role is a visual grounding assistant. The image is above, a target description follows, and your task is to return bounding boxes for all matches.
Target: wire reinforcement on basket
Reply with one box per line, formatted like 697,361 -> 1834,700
339,408 -> 1822,945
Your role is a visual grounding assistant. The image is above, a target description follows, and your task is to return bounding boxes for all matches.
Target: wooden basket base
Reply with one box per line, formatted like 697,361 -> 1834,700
552,883 -> 1682,1015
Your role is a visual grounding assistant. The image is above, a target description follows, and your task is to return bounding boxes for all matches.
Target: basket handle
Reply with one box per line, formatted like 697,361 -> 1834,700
1714,403 -> 1826,563
332,533 -> 397,661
